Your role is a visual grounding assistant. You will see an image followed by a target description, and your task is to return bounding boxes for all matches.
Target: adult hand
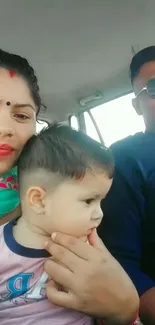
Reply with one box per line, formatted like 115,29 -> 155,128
140,287 -> 155,325
44,229 -> 139,324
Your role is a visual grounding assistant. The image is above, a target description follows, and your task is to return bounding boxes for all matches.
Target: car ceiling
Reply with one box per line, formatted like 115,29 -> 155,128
0,0 -> 155,121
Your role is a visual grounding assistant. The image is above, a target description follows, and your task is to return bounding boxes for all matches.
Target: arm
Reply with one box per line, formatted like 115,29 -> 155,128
98,150 -> 155,325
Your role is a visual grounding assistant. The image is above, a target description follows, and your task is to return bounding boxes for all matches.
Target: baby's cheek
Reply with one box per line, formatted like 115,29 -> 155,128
58,215 -> 88,238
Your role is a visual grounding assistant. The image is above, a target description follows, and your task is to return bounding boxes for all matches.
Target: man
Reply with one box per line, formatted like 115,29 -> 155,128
98,46 -> 155,325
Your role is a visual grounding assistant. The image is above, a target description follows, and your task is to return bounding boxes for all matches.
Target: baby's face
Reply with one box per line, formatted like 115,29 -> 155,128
41,170 -> 112,239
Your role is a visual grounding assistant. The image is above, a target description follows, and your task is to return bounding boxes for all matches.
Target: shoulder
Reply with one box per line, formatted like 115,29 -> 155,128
0,206 -> 21,226
110,133 -> 144,153
110,132 -> 155,161
110,132 -> 155,180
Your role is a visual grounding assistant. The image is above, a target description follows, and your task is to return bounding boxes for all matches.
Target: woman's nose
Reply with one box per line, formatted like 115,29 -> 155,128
0,127 -> 14,138
0,108 -> 15,138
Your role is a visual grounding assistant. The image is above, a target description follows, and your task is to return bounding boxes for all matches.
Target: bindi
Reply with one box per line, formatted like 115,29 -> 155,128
6,101 -> 11,106
9,70 -> 16,78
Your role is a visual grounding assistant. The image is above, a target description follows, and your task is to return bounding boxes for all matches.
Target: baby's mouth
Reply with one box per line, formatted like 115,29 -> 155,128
87,227 -> 95,235
79,235 -> 88,242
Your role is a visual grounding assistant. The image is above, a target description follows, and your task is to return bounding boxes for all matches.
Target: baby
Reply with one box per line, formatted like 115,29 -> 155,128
0,123 -> 114,324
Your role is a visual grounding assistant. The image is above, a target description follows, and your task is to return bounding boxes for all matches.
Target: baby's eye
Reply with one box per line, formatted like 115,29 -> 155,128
85,198 -> 94,205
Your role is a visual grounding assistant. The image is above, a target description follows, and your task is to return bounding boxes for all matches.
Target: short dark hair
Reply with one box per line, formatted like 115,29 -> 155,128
18,123 -> 114,181
130,46 -> 155,84
0,49 -> 45,115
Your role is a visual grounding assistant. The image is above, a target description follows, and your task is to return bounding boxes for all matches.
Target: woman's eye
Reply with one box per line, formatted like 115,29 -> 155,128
85,198 -> 94,205
14,114 -> 30,120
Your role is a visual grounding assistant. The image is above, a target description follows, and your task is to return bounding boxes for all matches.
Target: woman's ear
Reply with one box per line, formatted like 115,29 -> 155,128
27,187 -> 46,214
132,98 -> 142,116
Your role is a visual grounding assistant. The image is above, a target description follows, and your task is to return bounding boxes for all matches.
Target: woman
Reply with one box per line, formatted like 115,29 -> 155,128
0,48 -> 139,324
0,49 -> 43,225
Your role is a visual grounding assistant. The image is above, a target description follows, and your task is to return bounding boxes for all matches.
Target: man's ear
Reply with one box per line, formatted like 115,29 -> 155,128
27,187 -> 46,214
132,98 -> 142,116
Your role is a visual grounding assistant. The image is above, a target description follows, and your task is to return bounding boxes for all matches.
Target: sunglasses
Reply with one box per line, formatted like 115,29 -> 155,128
136,78 -> 155,99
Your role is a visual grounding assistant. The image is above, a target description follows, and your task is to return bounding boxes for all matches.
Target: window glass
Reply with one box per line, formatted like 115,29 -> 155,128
84,93 -> 145,146
69,115 -> 79,130
84,112 -> 100,142
36,120 -> 48,133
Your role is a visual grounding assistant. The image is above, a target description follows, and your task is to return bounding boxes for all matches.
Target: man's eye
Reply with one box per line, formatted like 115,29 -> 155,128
85,198 -> 94,205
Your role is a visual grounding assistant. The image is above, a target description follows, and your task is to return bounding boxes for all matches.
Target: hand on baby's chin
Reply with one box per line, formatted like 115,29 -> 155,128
79,228 -> 96,243
53,234 -> 89,294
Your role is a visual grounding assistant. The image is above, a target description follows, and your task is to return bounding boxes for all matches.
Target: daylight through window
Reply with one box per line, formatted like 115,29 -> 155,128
36,120 -> 48,133
71,93 -> 145,147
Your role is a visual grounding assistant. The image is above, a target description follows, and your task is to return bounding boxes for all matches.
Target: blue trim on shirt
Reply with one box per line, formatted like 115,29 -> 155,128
4,218 -> 50,258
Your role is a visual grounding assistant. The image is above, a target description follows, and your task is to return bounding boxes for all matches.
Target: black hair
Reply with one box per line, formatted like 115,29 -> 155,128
130,46 -> 155,84
18,123 -> 114,181
0,49 -> 44,115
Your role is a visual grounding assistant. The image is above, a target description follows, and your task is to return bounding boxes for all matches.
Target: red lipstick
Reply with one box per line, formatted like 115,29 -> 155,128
0,144 -> 14,157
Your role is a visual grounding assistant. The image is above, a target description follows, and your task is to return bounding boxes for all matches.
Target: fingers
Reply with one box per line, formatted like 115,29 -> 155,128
48,232 -> 98,261
46,280 -> 76,310
88,229 -> 108,252
53,231 -> 111,260
44,259 -> 74,288
45,241 -> 84,271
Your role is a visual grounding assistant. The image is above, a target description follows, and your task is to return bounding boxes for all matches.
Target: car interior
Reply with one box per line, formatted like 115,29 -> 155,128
0,1 -> 154,323
2,0 -> 154,145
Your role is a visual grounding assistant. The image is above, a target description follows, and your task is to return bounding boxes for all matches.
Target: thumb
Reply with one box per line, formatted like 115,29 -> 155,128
88,228 -> 105,251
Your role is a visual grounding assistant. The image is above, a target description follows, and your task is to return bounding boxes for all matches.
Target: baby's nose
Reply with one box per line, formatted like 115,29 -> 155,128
92,208 -> 103,225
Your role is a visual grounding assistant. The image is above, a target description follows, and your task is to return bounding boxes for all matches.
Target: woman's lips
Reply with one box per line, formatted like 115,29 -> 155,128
0,144 -> 14,158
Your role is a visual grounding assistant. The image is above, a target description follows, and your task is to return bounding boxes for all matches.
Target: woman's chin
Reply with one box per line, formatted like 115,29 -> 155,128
0,160 -> 15,176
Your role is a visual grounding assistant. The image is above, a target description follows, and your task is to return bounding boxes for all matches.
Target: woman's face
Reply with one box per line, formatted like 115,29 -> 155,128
0,68 -> 36,175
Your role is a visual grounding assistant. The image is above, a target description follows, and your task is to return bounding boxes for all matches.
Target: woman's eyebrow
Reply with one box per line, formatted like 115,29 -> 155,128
14,103 -> 36,111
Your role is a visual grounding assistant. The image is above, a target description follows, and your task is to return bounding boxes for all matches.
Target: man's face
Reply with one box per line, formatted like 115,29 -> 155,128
42,170 -> 112,240
132,61 -> 155,132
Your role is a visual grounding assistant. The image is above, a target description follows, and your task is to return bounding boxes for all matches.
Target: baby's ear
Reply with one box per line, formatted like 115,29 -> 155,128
27,187 -> 46,214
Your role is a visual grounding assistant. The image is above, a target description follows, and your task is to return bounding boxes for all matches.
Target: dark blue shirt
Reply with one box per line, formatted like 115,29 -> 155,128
98,132 -> 155,296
